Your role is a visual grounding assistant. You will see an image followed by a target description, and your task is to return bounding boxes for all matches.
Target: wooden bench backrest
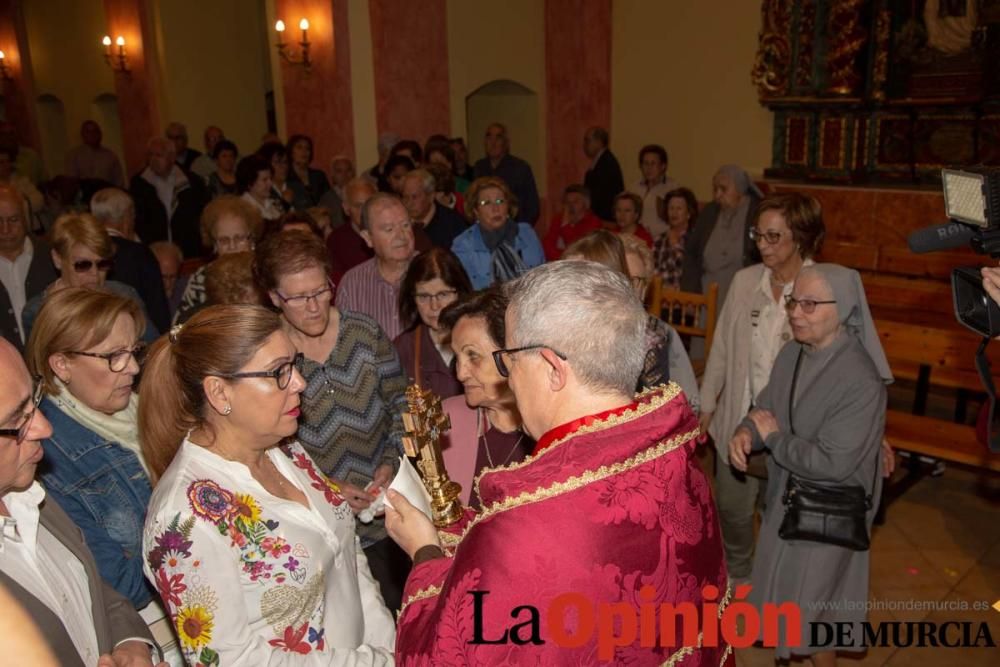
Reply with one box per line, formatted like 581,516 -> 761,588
647,278 -> 719,359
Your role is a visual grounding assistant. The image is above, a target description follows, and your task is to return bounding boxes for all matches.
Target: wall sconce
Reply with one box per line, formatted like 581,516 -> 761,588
274,18 -> 311,71
0,51 -> 11,82
102,35 -> 130,75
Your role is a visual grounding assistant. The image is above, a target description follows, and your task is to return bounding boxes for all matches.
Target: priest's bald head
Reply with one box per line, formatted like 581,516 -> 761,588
500,260 -> 647,439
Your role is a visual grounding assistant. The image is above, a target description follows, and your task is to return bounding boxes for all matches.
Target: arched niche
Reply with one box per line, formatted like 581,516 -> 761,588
90,93 -> 125,168
36,94 -> 68,177
465,79 -> 541,179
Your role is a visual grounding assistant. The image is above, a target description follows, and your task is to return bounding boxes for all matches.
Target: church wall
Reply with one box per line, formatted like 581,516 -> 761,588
610,0 -> 773,200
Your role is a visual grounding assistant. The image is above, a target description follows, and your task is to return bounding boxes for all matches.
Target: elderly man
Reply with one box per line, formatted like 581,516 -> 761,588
64,120 -> 124,188
541,183 -> 603,260
387,260 -> 729,665
149,241 -> 186,318
366,132 -> 400,192
129,136 -> 207,259
335,193 -> 415,340
473,123 -> 540,224
583,126 -> 624,222
327,178 -> 377,283
165,122 -> 201,172
90,187 -> 171,332
189,125 -> 224,181
317,155 -> 355,230
0,338 -> 162,666
0,186 -> 55,352
400,168 -> 467,250
636,144 -> 680,239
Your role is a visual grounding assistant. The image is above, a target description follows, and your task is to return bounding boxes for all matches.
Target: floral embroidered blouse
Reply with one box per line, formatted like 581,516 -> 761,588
142,439 -> 395,666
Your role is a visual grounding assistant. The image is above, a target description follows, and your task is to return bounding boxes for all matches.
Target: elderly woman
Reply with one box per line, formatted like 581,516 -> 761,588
139,305 -> 395,665
682,165 -> 763,304
286,134 -> 331,209
173,194 -> 263,325
21,213 -> 157,342
729,264 -> 892,665
258,141 -> 295,212
255,229 -> 411,613
26,288 -> 152,608
206,139 -> 238,198
451,176 -> 544,289
394,247 -> 472,400
700,192 -> 825,583
562,229 -> 699,409
437,288 -> 533,509
611,192 -> 653,247
653,187 -> 698,291
237,154 -> 282,222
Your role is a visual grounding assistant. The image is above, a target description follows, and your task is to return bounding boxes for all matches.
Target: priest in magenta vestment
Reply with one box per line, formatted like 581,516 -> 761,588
386,261 -> 732,666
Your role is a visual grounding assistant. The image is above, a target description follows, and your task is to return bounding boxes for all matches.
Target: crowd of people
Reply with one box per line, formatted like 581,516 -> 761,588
0,117 -> 898,667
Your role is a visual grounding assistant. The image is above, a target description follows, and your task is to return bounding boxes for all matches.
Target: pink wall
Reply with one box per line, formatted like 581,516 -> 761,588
369,0 -> 450,141
544,0 -> 612,219
0,0 -> 40,150
276,0 -> 355,172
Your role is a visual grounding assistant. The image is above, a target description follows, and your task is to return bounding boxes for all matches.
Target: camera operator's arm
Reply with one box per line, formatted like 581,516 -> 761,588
981,266 -> 1000,308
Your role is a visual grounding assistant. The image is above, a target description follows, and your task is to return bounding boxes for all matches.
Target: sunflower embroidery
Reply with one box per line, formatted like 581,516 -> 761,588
176,604 -> 214,651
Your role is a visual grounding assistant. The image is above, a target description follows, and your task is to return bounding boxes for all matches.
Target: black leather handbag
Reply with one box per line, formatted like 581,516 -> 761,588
777,349 -> 878,551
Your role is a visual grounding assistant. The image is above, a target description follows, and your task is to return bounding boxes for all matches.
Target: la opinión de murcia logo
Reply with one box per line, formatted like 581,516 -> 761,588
467,585 -> 998,660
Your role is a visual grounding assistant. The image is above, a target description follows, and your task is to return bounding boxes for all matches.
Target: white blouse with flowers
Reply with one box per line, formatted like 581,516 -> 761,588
142,440 -> 395,666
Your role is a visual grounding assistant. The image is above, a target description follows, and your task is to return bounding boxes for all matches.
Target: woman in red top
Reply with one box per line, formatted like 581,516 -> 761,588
610,191 -> 654,247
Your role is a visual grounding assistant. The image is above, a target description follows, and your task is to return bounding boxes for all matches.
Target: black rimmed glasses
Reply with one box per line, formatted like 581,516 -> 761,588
492,345 -> 568,378
274,282 -> 334,308
784,296 -> 837,314
414,289 -> 458,305
0,376 -> 44,445
72,258 -> 114,273
477,197 -> 506,208
217,353 -> 303,390
748,228 -> 786,245
69,343 -> 146,372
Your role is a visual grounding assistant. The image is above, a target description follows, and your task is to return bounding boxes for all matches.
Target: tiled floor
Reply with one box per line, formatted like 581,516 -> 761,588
733,464 -> 1000,666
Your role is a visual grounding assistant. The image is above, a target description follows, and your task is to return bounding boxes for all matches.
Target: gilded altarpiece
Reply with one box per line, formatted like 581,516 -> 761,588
754,0 -> 1000,185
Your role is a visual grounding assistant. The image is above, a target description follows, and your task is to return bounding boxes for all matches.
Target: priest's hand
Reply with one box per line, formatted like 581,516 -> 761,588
748,408 -> 779,441
335,479 -> 373,512
385,489 -> 441,560
728,427 -> 753,472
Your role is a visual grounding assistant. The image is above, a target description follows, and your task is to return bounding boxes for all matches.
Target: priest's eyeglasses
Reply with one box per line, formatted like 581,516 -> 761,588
0,377 -> 44,445
492,345 -> 568,378
784,296 -> 837,314
217,353 -> 303,390
748,228 -> 787,245
68,343 -> 147,372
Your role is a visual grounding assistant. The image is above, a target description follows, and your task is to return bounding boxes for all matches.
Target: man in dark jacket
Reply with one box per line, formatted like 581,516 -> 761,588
473,123 -> 540,224
130,136 -> 207,259
90,187 -> 171,332
401,169 -> 467,251
0,186 -> 55,352
583,126 -> 624,222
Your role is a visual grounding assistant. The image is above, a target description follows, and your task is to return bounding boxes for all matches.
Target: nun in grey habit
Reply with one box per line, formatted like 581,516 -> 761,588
730,263 -> 893,660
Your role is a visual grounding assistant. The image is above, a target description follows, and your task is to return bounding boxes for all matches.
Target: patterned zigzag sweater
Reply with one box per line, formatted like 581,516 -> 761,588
295,310 -> 408,547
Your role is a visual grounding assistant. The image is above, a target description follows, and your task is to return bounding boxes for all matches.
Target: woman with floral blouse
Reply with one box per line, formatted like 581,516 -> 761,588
138,305 -> 395,666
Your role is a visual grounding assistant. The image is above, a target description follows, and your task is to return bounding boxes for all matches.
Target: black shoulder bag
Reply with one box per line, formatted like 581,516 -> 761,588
778,348 -> 879,551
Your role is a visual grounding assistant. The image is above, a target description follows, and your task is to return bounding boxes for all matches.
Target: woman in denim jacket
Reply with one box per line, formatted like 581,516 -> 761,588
25,287 -> 153,609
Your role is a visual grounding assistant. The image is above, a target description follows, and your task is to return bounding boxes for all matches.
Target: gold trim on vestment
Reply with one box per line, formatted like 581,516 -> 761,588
399,584 -> 443,617
458,423 -> 701,550
661,582 -> 734,666
472,382 -> 685,501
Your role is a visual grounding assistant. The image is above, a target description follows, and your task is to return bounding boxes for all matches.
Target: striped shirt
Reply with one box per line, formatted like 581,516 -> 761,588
335,258 -> 404,341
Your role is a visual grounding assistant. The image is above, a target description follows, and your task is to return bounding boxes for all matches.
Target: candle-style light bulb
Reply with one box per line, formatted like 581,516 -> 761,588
275,20 -> 285,32
0,51 -> 5,61
116,36 -> 125,47
102,36 -> 112,47
299,18 -> 309,31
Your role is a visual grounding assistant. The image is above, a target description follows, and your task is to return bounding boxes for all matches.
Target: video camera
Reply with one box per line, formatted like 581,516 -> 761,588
907,168 -> 1000,452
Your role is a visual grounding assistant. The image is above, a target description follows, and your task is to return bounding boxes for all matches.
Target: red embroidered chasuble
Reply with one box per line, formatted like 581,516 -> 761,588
395,385 -> 733,666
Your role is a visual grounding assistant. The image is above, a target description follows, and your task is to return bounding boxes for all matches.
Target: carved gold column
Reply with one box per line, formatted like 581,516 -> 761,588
825,0 -> 869,95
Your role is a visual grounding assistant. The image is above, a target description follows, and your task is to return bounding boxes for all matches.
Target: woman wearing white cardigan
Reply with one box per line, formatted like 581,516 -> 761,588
699,192 -> 825,582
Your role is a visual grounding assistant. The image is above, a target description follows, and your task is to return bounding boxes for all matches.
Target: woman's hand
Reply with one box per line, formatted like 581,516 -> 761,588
981,266 -> 1000,310
699,411 -> 714,435
881,437 -> 896,478
384,489 -> 441,560
728,427 -> 753,472
748,408 -> 779,441
334,480 -> 373,512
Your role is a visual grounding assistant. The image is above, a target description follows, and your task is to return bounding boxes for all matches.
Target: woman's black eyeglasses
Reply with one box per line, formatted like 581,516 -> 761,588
216,353 -> 303,390
1,377 -> 45,445
73,258 -> 114,273
784,296 -> 837,314
492,345 -> 568,378
69,343 -> 147,372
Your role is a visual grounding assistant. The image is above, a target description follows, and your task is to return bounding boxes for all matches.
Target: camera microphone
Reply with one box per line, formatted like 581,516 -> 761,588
907,222 -> 977,254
